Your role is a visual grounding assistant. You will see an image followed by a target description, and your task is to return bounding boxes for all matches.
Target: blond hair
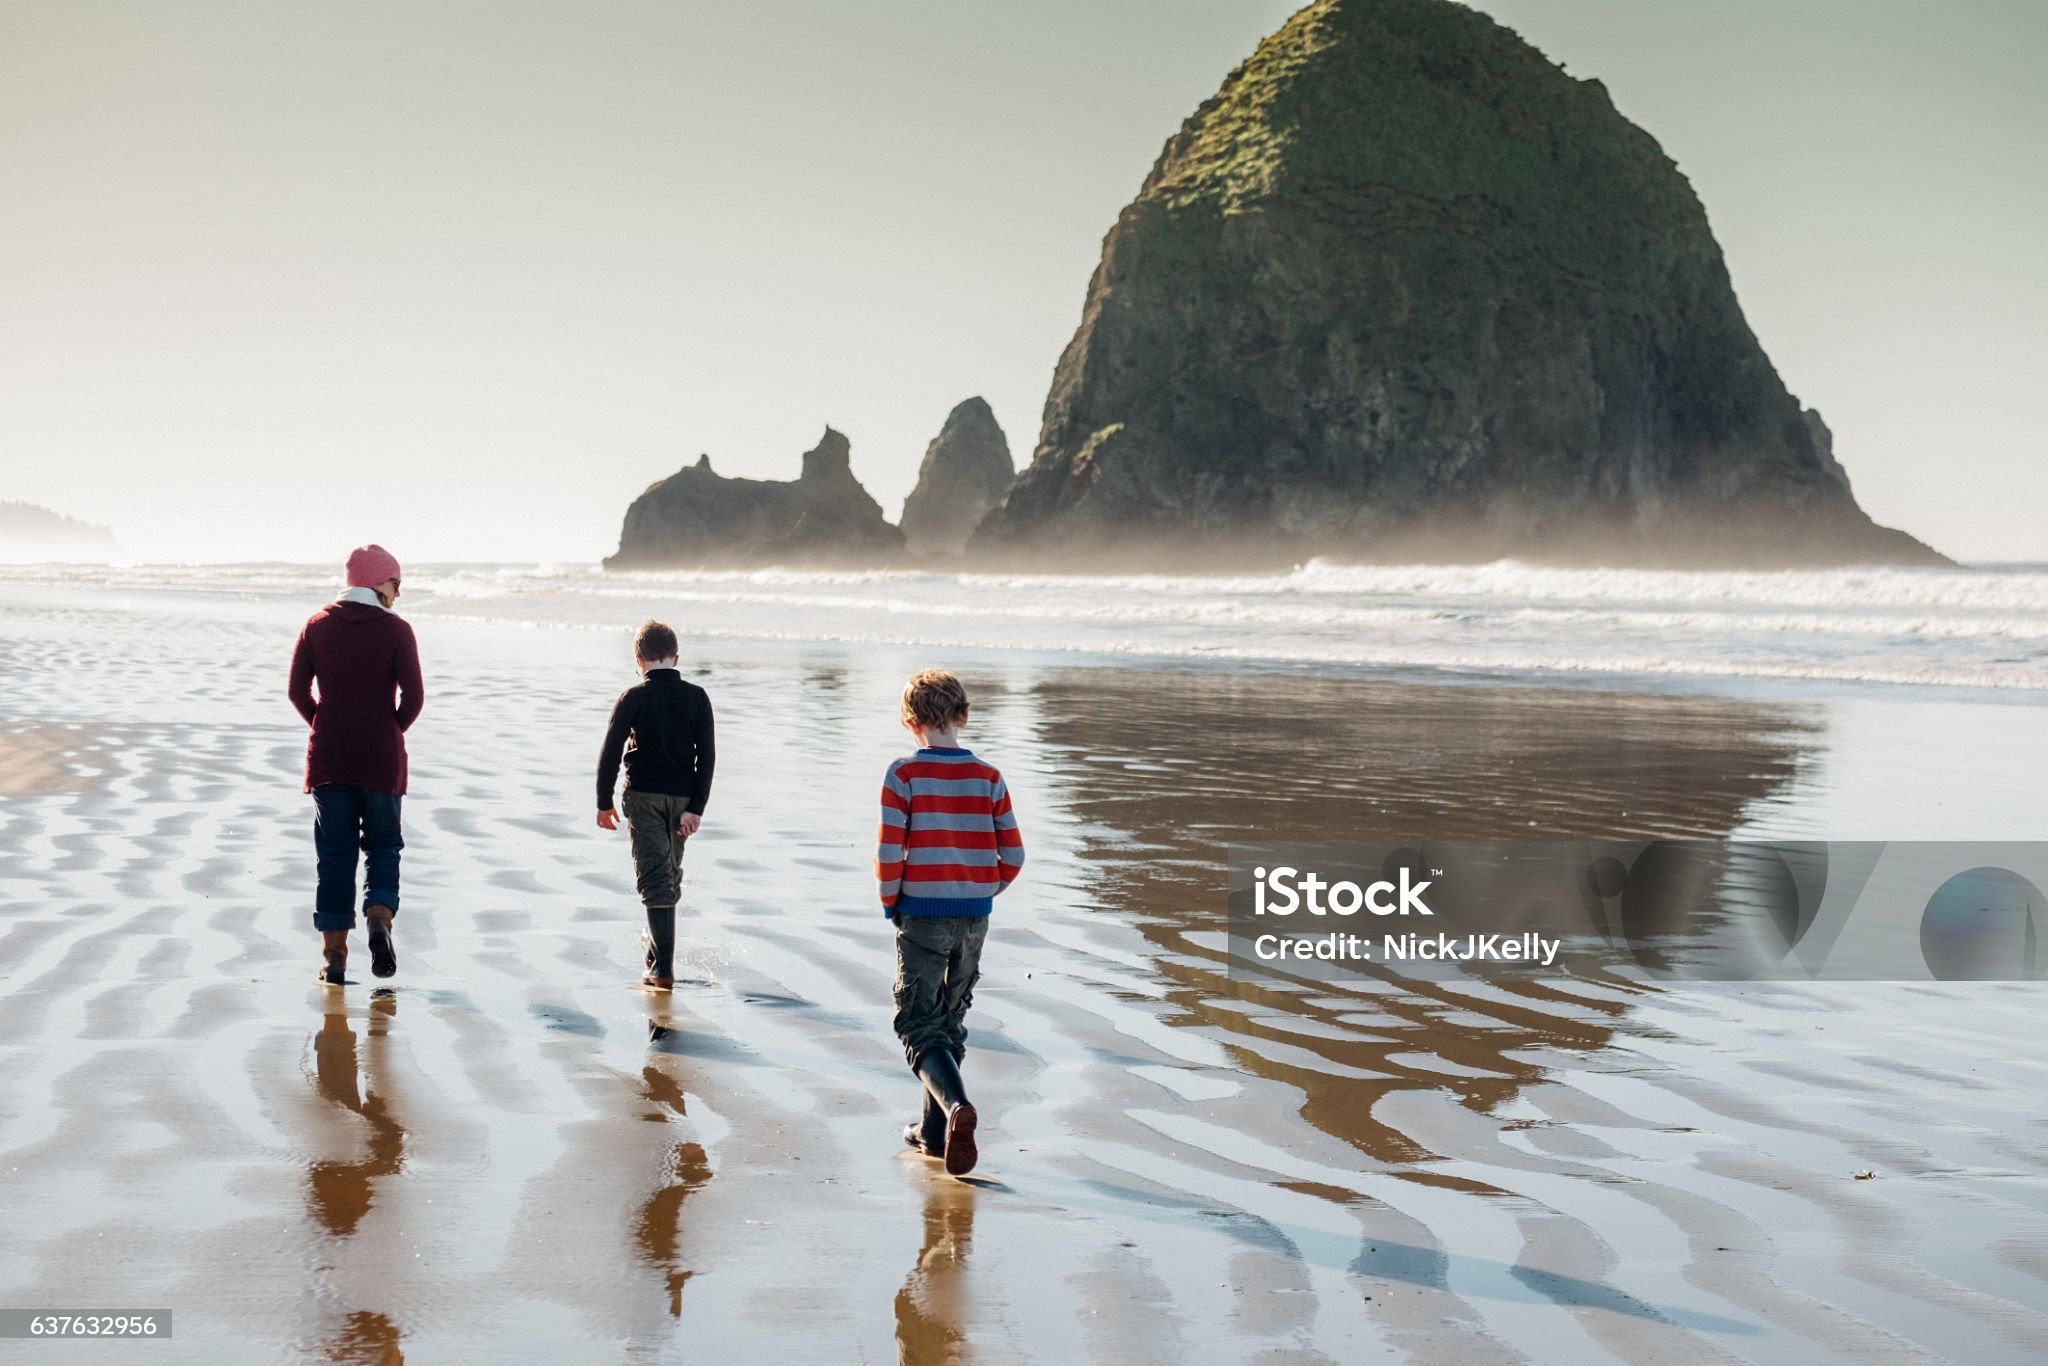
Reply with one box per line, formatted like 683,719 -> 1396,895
901,669 -> 969,729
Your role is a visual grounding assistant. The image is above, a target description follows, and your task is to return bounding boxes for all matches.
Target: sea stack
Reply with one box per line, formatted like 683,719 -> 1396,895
606,427 -> 905,568
898,398 -> 1015,556
974,0 -> 1945,568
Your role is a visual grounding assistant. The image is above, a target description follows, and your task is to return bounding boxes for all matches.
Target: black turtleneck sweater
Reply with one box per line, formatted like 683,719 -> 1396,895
596,668 -> 716,813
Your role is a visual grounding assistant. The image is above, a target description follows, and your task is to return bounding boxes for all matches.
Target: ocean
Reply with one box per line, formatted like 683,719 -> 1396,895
5,557 -> 2047,692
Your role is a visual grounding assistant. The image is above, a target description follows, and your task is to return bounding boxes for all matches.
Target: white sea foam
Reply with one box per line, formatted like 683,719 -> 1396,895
3,558 -> 2045,691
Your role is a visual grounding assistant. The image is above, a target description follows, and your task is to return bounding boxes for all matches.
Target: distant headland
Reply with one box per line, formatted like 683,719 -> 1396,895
0,502 -> 120,564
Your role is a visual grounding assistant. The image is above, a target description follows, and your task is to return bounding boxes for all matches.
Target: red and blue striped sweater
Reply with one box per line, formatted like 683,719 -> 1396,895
876,747 -> 1024,916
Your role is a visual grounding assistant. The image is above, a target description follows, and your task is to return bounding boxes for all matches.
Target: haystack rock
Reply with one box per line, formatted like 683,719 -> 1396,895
898,398 -> 1015,556
606,427 -> 905,568
974,0 -> 1946,568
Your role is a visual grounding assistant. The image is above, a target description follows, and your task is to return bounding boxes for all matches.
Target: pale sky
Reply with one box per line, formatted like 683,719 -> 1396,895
1,0 -> 2041,564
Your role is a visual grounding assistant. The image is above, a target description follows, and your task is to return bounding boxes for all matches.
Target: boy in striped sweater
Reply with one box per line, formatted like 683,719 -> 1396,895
877,669 -> 1024,1176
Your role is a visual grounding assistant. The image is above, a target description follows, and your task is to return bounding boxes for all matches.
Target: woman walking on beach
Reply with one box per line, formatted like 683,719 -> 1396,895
288,545 -> 424,985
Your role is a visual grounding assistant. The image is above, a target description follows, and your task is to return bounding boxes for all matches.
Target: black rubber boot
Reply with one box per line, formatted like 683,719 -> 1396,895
643,903 -> 676,988
914,1049 -> 978,1175
903,1089 -> 947,1158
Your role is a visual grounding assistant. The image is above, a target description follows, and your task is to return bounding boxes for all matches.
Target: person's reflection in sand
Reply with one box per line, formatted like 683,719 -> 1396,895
632,1062 -> 713,1317
893,1175 -> 979,1365
324,1309 -> 404,1365
308,991 -> 406,1236
307,990 -> 407,1364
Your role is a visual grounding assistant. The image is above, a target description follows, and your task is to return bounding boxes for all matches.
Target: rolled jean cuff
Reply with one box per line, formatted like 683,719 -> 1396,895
312,908 -> 358,932
363,890 -> 399,917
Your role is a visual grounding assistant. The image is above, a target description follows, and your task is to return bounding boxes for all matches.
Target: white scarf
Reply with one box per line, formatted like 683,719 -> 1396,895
337,586 -> 389,610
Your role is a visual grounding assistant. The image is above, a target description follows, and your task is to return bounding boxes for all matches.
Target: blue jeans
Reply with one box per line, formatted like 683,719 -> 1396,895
313,784 -> 403,931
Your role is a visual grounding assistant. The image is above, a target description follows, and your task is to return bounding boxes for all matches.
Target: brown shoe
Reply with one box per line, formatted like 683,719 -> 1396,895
365,905 -> 397,978
319,930 -> 348,985
904,1123 -> 945,1159
642,973 -> 674,990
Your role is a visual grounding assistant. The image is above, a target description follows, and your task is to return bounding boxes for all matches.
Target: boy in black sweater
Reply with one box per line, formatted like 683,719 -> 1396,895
596,620 -> 716,988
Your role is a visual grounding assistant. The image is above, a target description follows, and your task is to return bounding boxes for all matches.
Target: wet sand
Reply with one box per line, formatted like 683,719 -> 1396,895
0,723 -> 93,797
1,586 -> 2046,1363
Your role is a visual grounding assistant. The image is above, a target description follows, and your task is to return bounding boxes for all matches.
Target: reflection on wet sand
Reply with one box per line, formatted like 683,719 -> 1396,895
309,993 -> 406,1236
1034,672 -> 1816,1164
325,1310 -> 404,1366
308,990 -> 406,1363
632,1062 -> 714,1317
894,1173 -> 978,1366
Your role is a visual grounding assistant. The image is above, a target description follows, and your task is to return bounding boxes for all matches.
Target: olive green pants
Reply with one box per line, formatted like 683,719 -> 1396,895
621,790 -> 690,907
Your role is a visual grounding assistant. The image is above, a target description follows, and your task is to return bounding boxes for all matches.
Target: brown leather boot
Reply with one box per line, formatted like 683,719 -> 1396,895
320,930 -> 348,985
365,904 -> 397,978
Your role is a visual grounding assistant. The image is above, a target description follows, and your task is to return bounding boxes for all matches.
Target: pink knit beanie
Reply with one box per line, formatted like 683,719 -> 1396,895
344,544 -> 402,589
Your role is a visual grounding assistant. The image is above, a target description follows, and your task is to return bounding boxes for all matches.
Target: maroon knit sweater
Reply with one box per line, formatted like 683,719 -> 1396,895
287,601 -> 425,794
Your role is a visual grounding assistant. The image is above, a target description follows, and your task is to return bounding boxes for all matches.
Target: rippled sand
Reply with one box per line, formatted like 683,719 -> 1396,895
1,585 -> 2045,1363
0,723 -> 95,797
